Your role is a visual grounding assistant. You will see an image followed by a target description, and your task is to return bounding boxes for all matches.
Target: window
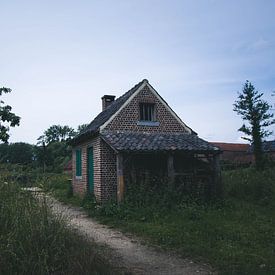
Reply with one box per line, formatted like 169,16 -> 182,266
76,149 -> 82,177
139,103 -> 155,121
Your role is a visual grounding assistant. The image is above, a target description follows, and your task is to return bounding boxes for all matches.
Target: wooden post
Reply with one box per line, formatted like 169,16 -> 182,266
116,153 -> 125,203
213,153 -> 222,198
167,154 -> 175,184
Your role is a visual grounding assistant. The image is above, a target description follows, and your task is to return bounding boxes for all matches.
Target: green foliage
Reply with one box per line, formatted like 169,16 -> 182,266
233,81 -> 275,169
0,141 -> 71,173
0,179 -> 112,274
0,87 -> 20,142
35,141 -> 71,172
35,124 -> 79,173
223,166 -> 275,206
0,142 -> 34,164
0,163 -> 43,187
68,167 -> 275,275
77,123 -> 89,134
37,125 -> 76,145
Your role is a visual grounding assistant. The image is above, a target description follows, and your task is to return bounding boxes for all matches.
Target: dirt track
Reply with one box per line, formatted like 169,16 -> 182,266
34,191 -> 215,275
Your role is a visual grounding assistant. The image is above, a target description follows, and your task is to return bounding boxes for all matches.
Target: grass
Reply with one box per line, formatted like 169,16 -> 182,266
0,177 -> 113,274
43,166 -> 275,274
36,168 -> 275,274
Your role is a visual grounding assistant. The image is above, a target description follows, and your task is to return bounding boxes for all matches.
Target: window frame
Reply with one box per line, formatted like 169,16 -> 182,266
139,103 -> 156,122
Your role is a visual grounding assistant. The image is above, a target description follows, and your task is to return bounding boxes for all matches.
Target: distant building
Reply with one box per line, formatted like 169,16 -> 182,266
211,140 -> 275,167
211,142 -> 253,166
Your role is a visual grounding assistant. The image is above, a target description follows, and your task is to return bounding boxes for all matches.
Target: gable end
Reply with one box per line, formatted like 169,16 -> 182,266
100,80 -> 193,134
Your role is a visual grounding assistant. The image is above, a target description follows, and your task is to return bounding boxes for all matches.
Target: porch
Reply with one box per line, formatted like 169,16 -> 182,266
101,131 -> 222,202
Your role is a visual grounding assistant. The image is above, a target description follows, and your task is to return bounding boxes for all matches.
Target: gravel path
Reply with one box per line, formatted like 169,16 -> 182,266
33,191 -> 215,275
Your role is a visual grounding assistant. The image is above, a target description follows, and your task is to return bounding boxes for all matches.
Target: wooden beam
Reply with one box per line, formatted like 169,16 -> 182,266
167,154 -> 175,184
116,153 -> 125,203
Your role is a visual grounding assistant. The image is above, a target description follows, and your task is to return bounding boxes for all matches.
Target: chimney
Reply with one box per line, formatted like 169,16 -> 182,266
101,95 -> 116,111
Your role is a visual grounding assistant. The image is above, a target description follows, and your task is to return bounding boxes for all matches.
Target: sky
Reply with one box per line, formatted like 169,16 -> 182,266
1,0 -> 275,144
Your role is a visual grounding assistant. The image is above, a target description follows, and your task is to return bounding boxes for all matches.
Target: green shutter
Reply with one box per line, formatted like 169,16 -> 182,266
76,149 -> 82,177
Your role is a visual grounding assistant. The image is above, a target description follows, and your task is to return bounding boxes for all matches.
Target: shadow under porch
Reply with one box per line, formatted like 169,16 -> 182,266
116,151 -> 222,203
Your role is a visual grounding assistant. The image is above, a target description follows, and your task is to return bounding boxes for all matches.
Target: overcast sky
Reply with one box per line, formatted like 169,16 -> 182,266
1,0 -> 275,144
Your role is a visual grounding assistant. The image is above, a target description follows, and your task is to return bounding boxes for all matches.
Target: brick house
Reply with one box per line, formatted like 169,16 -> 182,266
211,142 -> 253,166
71,79 -> 221,202
211,140 -> 275,168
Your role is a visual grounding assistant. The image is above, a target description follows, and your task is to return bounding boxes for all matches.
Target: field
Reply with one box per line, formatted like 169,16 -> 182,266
1,164 -> 275,274
48,166 -> 275,275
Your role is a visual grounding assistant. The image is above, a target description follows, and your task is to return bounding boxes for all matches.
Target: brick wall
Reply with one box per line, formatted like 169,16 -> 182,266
72,136 -> 117,202
72,136 -> 102,200
105,85 -> 189,133
100,139 -> 117,201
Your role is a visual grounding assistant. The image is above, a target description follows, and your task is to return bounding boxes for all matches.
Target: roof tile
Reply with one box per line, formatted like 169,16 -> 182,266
101,131 -> 220,153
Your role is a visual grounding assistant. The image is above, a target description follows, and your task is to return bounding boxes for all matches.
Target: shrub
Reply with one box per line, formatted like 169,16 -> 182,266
223,167 -> 275,206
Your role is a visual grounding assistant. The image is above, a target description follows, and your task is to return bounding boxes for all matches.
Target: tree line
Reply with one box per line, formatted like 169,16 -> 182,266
0,123 -> 87,172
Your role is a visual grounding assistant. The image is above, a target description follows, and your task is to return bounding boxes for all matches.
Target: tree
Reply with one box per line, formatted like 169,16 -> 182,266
77,123 -> 88,134
233,81 -> 275,169
0,87 -> 20,142
37,125 -> 76,145
35,141 -> 71,172
36,124 -> 76,172
0,142 -> 34,164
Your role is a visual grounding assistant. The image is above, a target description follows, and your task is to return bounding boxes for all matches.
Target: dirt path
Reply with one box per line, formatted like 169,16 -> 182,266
34,191 -> 215,275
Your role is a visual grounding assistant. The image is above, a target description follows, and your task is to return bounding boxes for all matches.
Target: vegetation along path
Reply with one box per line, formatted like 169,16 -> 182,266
34,191 -> 214,275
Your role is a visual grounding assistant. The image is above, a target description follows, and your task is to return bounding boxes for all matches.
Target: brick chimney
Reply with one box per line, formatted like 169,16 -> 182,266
101,95 -> 116,111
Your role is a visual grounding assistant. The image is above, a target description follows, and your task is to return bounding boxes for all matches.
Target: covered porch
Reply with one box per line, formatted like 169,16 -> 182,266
101,131 -> 222,202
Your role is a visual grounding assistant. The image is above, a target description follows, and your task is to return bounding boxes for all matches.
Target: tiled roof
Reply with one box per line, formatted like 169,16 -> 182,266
212,141 -> 275,153
101,131 -> 220,153
211,142 -> 250,152
71,79 -> 145,144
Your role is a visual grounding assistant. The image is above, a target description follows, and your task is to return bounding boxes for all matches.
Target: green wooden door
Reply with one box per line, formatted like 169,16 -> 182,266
87,147 -> 94,194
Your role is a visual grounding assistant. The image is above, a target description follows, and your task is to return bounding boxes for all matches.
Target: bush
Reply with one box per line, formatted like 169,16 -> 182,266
223,167 -> 275,206
0,163 -> 44,187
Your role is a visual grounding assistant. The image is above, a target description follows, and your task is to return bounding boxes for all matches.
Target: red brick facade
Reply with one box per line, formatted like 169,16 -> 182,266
72,83 -> 192,202
104,85 -> 189,133
72,136 -> 117,201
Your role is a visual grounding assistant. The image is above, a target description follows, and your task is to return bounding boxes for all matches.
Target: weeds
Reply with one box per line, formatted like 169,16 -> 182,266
34,166 -> 275,274
0,179 -> 112,274
223,166 -> 275,206
82,167 -> 275,274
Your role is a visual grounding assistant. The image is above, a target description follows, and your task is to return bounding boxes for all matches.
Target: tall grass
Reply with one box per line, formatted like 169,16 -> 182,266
0,179 -> 111,274
224,166 -> 275,206
34,165 -> 275,274
79,167 -> 275,274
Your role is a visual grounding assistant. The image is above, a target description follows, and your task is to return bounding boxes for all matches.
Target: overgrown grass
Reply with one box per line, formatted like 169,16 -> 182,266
224,166 -> 275,206
0,163 -> 43,187
0,179 -> 113,274
66,168 -> 275,274
40,172 -> 84,206
41,166 -> 275,274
